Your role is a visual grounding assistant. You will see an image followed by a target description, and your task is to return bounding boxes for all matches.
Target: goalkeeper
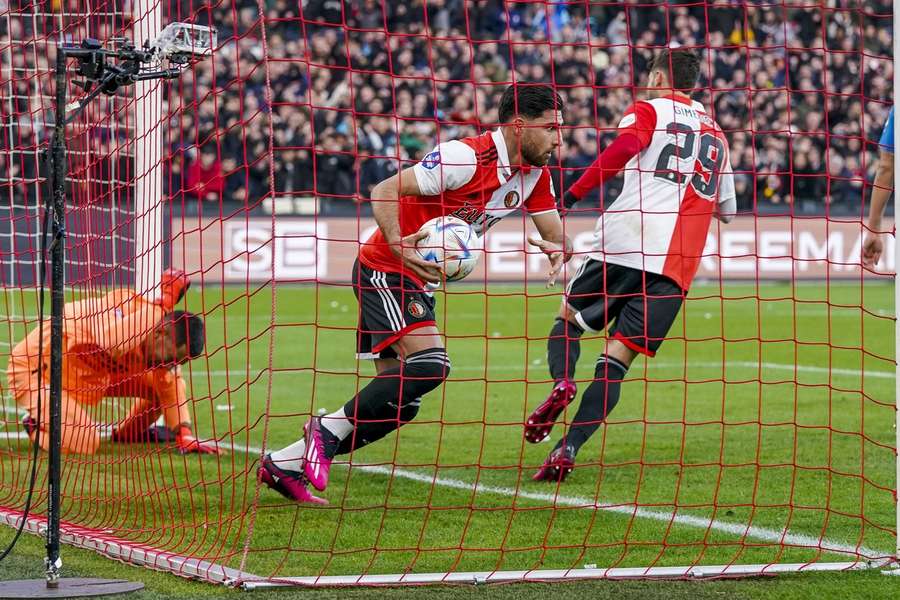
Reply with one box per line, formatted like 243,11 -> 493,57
5,270 -> 220,455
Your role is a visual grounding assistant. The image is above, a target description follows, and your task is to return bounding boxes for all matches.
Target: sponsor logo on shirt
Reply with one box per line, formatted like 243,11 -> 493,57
451,204 -> 502,234
421,151 -> 440,170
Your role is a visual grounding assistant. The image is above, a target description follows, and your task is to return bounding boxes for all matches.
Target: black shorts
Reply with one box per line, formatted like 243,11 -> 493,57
565,258 -> 684,357
353,259 -> 437,360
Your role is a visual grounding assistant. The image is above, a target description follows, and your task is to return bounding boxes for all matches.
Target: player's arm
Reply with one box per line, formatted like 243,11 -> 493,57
562,102 -> 656,209
164,370 -> 221,454
370,168 -> 443,283
525,171 -> 573,287
863,149 -> 894,267
92,270 -> 190,356
863,107 -> 894,268
529,210 -> 573,287
370,141 -> 477,283
715,143 -> 737,224
92,299 -> 166,356
715,181 -> 737,224
868,150 -> 895,230
369,166 -> 422,253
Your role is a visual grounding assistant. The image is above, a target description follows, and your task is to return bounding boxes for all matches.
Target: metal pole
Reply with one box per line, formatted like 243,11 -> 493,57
45,44 -> 67,588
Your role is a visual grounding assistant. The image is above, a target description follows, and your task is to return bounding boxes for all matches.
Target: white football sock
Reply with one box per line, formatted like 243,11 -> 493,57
269,439 -> 306,473
321,406 -> 353,441
269,408 -> 353,472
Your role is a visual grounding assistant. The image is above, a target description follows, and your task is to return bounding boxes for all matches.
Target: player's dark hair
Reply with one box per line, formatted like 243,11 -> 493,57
649,48 -> 700,92
169,310 -> 205,359
498,84 -> 562,123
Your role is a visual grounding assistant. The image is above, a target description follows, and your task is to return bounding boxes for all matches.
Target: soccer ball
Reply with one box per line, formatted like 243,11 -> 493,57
415,216 -> 482,282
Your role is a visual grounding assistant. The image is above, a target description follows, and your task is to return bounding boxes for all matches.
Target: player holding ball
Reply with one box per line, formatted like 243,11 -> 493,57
259,83 -> 572,504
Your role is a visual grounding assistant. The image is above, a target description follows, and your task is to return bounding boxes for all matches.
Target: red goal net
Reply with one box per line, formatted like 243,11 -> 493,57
0,0 -> 896,587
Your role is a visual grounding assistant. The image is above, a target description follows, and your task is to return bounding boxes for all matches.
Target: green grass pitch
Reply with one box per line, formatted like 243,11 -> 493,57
0,279 -> 895,588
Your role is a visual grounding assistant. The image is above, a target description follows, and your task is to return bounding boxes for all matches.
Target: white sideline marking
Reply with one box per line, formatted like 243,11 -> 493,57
191,360 -> 894,380
236,444 -> 890,561
2,303 -> 884,333
655,361 -> 894,380
0,433 -> 889,561
348,465 -> 890,561
240,306 -> 893,322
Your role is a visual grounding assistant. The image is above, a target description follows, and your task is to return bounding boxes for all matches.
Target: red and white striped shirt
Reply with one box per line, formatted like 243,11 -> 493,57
360,129 -> 557,279
590,94 -> 735,290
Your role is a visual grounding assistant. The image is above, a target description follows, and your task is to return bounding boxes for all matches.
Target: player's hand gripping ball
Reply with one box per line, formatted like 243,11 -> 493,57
415,216 -> 482,282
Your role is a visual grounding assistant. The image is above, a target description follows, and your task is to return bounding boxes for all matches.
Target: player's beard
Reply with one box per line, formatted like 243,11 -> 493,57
522,144 -> 549,167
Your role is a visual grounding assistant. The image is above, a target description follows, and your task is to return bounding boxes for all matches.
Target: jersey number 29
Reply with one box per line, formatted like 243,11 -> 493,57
654,122 -> 725,199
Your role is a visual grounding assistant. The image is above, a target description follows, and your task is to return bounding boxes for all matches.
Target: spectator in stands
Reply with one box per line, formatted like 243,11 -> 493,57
789,152 -> 825,211
186,147 -> 225,202
1,0 -> 893,218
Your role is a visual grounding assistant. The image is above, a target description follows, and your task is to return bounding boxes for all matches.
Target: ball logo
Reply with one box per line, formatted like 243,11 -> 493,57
408,300 -> 426,318
503,190 -> 520,208
421,151 -> 440,170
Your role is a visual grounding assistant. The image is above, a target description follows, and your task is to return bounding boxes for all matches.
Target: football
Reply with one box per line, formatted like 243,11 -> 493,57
415,216 -> 482,282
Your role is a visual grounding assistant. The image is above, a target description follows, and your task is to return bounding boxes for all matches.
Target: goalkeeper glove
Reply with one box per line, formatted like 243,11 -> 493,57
156,268 -> 190,312
175,425 -> 223,455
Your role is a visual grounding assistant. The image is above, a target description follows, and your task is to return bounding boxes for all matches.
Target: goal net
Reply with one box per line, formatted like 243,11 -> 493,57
0,0 -> 896,587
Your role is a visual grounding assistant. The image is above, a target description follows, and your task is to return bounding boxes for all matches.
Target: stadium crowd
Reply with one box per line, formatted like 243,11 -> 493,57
0,1 -> 894,217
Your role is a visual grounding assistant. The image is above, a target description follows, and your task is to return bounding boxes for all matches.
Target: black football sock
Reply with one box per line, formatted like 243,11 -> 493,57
547,318 -> 583,383
331,349 -> 450,457
319,426 -> 341,458
333,396 -> 421,456
556,354 -> 627,455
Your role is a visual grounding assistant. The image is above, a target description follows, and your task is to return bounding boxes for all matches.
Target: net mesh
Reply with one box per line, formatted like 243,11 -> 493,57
0,0 -> 896,585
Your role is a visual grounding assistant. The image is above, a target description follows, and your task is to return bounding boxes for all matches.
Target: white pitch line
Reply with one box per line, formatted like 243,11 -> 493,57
188,360 -> 894,380
351,464 -> 890,561
655,361 -> 895,380
0,434 -> 888,561
234,444 -> 890,561
237,304 -> 892,322
0,363 -> 893,386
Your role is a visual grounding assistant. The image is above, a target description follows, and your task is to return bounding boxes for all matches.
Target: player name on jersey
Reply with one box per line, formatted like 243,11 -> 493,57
592,94 -> 736,290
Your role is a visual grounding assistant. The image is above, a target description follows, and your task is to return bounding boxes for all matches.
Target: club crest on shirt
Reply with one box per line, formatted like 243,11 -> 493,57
421,151 -> 440,170
408,300 -> 426,318
503,190 -> 520,208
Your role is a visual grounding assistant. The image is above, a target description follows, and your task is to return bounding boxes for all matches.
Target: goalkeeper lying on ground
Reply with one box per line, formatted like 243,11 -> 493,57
5,269 -> 220,455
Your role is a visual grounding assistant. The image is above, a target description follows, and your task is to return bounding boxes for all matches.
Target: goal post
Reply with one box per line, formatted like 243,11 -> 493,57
0,0 -> 897,589
894,0 -> 900,567
132,0 -> 164,299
